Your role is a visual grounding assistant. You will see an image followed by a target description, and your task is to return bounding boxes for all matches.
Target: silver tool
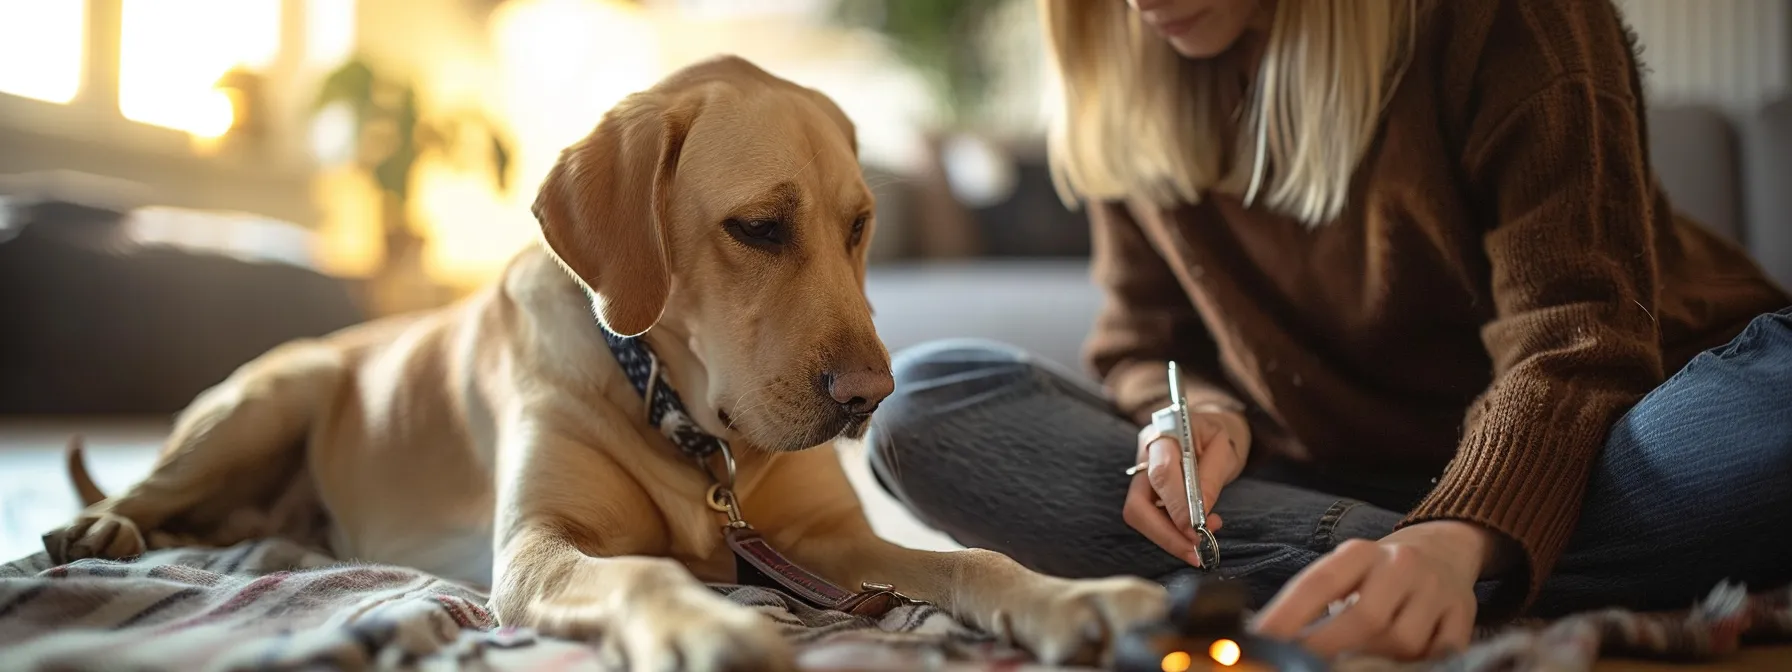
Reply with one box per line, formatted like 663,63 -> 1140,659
1151,361 -> 1220,569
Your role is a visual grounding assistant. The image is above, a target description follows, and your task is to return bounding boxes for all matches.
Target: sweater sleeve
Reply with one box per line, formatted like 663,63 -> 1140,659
1399,76 -> 1667,611
1082,200 -> 1242,426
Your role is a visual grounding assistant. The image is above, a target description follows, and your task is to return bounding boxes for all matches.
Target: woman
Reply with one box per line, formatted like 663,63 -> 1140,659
865,0 -> 1792,661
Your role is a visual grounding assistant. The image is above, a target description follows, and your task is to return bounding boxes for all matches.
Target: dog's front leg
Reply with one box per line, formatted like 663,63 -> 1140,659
488,429 -> 793,672
796,534 -> 1167,664
491,527 -> 793,671
760,449 -> 1167,665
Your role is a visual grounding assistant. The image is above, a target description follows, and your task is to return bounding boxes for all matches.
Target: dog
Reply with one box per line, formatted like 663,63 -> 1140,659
43,56 -> 1167,670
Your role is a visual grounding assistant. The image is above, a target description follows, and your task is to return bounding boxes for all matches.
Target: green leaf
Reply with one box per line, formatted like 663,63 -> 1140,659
374,151 -> 412,200
489,132 -> 512,194
312,59 -> 376,117
833,0 -> 1003,125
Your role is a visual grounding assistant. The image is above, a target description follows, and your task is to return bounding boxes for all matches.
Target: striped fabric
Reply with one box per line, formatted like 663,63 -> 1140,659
0,539 -> 1786,671
0,539 -> 1030,671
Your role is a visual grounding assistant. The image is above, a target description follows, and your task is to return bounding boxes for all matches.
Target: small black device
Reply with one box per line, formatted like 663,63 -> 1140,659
1113,578 -> 1329,672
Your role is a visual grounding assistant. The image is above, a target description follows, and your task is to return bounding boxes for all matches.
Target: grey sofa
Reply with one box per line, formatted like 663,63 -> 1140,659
865,100 -> 1792,376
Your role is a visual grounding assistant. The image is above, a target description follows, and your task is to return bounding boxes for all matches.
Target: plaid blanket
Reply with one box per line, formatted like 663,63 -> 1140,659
0,539 -> 1786,671
0,539 -> 1043,671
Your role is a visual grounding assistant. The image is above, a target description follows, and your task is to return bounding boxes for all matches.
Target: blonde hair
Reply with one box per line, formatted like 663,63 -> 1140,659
1040,0 -> 1417,226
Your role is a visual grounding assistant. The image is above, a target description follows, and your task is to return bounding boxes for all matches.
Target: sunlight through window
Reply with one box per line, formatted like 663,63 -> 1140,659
118,0 -> 280,137
305,0 -> 356,68
0,0 -> 86,104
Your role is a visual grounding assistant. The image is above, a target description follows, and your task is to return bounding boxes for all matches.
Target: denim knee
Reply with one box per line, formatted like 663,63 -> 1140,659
877,338 -> 1034,422
890,338 -> 1032,388
865,340 -> 1037,477
1551,306 -> 1792,611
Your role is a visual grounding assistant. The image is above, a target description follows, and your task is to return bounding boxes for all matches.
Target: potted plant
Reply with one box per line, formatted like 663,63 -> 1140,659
310,57 -> 514,315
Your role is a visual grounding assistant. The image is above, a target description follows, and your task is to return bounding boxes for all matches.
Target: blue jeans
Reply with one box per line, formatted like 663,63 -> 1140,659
865,308 -> 1792,617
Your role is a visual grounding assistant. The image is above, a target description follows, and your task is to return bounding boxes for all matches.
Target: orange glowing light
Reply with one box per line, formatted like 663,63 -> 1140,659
1209,639 -> 1242,666
1160,650 -> 1192,672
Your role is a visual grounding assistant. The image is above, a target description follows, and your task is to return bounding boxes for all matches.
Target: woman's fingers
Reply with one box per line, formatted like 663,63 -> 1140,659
1141,415 -> 1244,532
1297,548 -> 1414,656
1427,602 -> 1474,659
1193,415 -> 1241,522
1145,438 -> 1195,531
1370,585 -> 1445,660
1133,417 -> 1234,552
1255,538 -> 1474,662
1122,471 -> 1203,566
1252,540 -> 1381,639
1135,426 -> 1201,542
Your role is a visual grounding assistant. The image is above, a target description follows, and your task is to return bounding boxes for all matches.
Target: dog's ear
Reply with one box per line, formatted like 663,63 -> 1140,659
803,88 -> 857,158
533,94 -> 699,337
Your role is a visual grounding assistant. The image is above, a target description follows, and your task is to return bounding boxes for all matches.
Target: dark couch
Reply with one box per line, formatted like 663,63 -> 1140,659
0,201 -> 365,414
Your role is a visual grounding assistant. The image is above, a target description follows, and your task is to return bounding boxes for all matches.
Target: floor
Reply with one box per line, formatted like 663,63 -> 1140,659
0,417 -> 169,562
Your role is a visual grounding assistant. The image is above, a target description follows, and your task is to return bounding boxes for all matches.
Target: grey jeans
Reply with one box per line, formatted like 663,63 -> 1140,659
864,308 -> 1792,617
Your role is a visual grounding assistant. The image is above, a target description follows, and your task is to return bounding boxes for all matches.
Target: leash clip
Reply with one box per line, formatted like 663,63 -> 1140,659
702,440 -> 749,528
706,483 -> 749,529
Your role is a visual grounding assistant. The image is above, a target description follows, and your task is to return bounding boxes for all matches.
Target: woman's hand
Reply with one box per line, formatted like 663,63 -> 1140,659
1249,520 -> 1510,660
1123,407 -> 1250,567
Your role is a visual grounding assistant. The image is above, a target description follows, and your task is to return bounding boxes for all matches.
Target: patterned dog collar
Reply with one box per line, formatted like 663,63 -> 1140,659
599,324 -> 729,461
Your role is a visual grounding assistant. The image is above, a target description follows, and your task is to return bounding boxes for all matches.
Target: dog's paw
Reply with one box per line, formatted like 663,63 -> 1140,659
992,575 -> 1169,665
42,511 -> 148,564
531,584 -> 793,672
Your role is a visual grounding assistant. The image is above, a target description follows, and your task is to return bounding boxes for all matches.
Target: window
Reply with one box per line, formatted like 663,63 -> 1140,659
306,0 -> 356,69
117,0 -> 280,137
0,0 -> 87,104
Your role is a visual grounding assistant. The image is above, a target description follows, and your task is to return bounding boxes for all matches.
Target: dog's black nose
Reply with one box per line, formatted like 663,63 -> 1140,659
824,369 -> 893,415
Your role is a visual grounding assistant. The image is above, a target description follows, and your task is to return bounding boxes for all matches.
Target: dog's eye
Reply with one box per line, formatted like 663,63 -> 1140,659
725,218 -> 785,249
847,216 -> 867,249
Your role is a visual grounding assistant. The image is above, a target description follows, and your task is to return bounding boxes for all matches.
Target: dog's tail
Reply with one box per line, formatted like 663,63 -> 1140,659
65,435 -> 109,507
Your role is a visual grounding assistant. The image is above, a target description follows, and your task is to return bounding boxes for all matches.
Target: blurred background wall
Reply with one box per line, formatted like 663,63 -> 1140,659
2,0 -> 1790,415
1617,0 -> 1788,108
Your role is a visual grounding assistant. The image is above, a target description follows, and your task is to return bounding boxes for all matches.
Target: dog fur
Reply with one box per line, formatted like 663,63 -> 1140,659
43,56 -> 1166,671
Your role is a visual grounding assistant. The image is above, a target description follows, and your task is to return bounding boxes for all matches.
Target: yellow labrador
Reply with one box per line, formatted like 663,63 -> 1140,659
44,56 -> 1166,670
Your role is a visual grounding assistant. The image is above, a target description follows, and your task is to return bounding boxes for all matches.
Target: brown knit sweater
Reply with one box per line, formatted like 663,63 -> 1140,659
1084,0 -> 1790,610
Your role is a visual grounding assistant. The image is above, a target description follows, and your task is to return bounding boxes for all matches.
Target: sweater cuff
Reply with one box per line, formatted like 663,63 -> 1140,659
1398,385 -> 1636,615
1106,360 -> 1243,426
